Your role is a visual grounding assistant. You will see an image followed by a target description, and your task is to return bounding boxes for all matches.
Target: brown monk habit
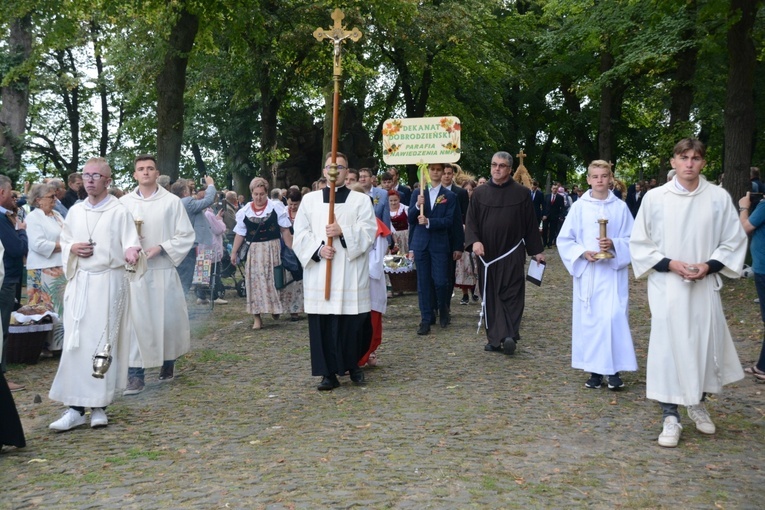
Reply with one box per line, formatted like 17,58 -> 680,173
464,179 -> 544,347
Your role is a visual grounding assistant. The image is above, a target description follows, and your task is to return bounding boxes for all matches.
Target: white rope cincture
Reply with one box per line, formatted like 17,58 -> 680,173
477,239 -> 525,333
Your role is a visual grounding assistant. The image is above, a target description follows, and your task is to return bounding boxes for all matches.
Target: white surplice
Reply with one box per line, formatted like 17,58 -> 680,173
121,186 -> 195,367
292,189 -> 377,315
557,190 -> 637,375
49,196 -> 145,408
630,177 -> 747,405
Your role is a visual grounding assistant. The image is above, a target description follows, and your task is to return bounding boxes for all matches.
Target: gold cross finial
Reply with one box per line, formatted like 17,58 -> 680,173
608,160 -> 614,169
313,9 -> 362,77
516,149 -> 526,166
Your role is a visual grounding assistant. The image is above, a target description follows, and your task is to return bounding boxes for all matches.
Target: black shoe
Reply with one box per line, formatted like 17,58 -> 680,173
472,294 -> 479,302
317,375 -> 340,391
349,368 -> 365,385
417,322 -> 431,335
484,343 -> 501,352
460,295 -> 469,305
585,373 -> 603,389
501,337 -> 516,355
439,308 -> 450,328
607,373 -> 624,390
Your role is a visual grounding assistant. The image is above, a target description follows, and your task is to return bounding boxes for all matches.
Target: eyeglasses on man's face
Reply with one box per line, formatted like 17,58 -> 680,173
323,165 -> 348,171
82,173 -> 105,181
490,162 -> 509,169
41,195 -> 56,200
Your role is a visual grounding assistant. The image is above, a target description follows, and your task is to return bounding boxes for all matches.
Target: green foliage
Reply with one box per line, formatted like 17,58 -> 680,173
1,0 -> 763,189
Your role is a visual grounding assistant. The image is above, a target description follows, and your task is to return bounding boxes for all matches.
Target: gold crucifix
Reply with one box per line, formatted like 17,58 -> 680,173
313,8 -> 362,77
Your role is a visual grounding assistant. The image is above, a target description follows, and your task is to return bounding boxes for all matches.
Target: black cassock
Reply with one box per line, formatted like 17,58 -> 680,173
0,370 -> 26,448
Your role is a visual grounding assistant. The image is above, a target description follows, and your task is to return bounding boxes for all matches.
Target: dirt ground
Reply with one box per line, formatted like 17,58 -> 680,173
2,249 -> 764,509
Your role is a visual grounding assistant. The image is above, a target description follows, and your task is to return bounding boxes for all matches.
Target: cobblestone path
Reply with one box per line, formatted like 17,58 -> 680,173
3,250 -> 764,509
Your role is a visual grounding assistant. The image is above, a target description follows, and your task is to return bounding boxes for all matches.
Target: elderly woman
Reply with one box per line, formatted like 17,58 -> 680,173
231,178 -> 293,329
279,188 -> 304,321
25,183 -> 66,354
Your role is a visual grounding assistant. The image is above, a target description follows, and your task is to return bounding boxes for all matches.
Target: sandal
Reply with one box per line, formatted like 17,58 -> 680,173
367,352 -> 378,367
744,365 -> 765,381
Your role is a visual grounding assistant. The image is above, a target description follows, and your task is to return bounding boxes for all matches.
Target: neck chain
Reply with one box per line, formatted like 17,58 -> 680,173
85,209 -> 104,246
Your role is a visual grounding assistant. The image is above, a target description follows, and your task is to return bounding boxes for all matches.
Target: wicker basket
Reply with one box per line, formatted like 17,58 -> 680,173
388,269 -> 418,293
6,323 -> 53,365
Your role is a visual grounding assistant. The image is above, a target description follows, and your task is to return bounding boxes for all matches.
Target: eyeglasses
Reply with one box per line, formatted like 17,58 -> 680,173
41,195 -> 56,200
82,173 -> 105,181
490,162 -> 510,169
323,165 -> 348,171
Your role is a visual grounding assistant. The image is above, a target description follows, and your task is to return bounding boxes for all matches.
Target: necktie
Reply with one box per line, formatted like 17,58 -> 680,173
551,195 -> 555,204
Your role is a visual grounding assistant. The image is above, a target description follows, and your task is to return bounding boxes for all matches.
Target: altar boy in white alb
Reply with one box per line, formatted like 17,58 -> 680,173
49,158 -> 144,431
630,138 -> 747,448
557,160 -> 636,392
120,154 -> 195,395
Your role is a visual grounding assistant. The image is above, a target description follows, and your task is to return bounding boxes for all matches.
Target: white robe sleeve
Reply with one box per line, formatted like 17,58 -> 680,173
292,194 -> 324,268
629,191 -> 665,279
338,192 -> 377,261
158,200 -> 195,267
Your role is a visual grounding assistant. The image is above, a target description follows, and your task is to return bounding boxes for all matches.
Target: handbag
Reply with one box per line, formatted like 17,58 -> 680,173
280,237 -> 303,281
273,264 -> 286,290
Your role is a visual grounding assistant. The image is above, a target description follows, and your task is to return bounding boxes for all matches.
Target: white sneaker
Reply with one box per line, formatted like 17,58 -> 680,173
687,403 -> 716,434
214,298 -> 228,304
196,298 -> 209,305
658,416 -> 683,447
90,408 -> 108,428
50,409 -> 87,432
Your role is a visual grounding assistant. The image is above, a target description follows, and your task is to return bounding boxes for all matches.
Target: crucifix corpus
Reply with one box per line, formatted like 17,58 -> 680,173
313,9 -> 362,300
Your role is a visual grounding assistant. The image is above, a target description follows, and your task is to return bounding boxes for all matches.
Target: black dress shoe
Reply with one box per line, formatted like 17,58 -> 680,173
349,368 -> 365,385
417,322 -> 431,335
502,337 -> 516,355
317,375 -> 340,391
439,308 -> 450,328
484,343 -> 501,352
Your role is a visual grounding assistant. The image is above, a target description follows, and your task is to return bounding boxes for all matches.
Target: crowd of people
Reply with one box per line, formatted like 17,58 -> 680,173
1,138 -> 763,452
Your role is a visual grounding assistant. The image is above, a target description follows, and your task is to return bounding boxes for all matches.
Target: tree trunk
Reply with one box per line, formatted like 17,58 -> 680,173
560,78 -> 597,165
91,20 -> 109,157
723,0 -> 760,203
156,6 -> 199,180
260,95 -> 280,185
597,50 -> 627,168
0,13 -> 33,184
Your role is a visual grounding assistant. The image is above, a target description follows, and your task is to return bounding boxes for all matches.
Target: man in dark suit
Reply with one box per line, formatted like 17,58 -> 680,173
389,166 -> 412,208
408,163 -> 458,335
530,180 -> 544,224
542,182 -> 565,248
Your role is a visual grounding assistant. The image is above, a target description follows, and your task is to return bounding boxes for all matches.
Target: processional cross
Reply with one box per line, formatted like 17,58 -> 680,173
516,149 -> 527,167
313,9 -> 362,300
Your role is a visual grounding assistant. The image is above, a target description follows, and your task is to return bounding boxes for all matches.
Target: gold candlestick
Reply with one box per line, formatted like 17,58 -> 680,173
134,219 -> 143,237
593,218 -> 614,259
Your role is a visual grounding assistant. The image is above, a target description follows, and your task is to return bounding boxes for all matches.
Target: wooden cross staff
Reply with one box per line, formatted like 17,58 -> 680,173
313,9 -> 362,300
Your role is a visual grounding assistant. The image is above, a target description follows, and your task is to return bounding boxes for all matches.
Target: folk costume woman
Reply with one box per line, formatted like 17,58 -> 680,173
231,178 -> 293,330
